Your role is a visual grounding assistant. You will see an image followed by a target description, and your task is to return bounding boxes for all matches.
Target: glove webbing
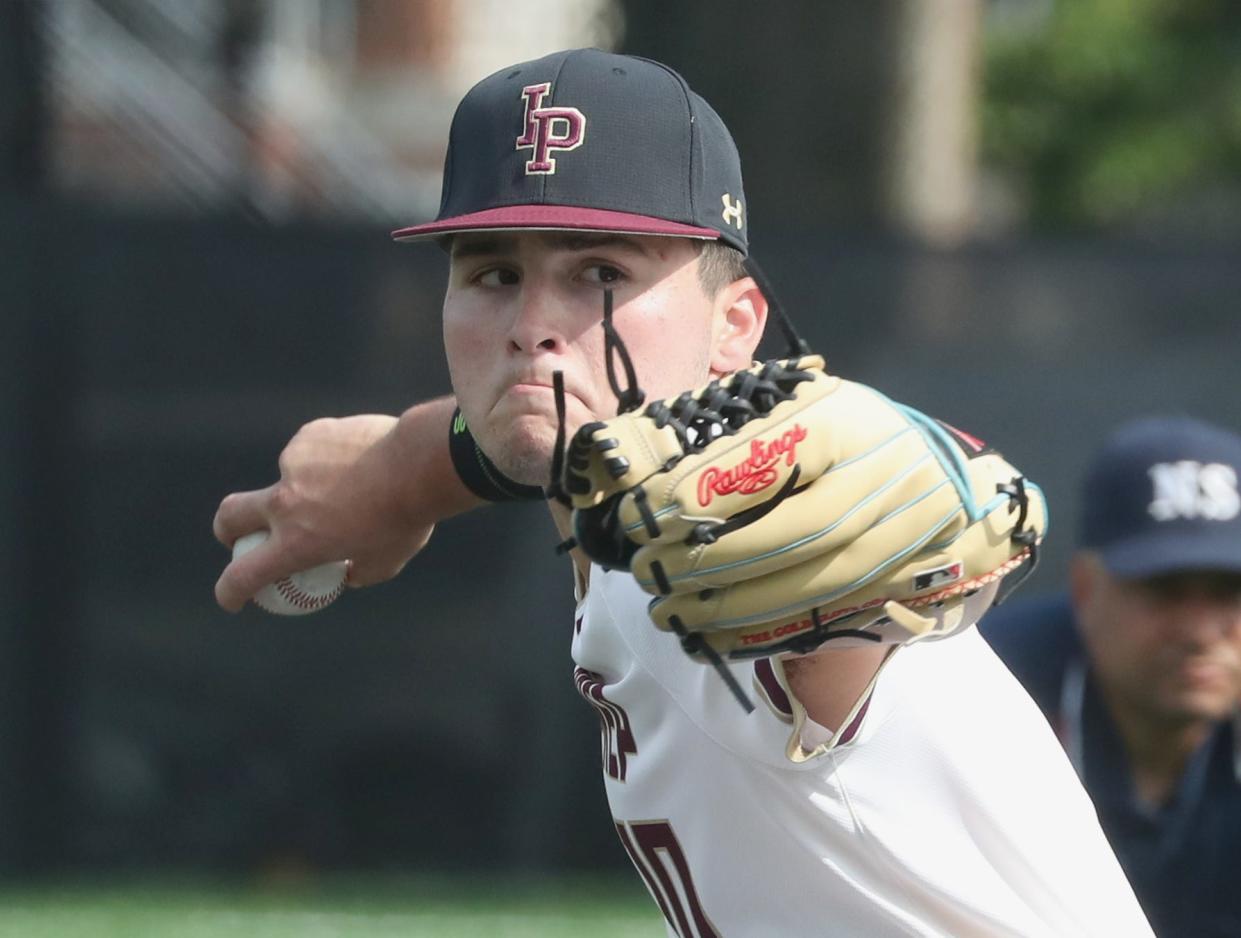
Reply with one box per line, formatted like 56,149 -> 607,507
643,361 -> 811,459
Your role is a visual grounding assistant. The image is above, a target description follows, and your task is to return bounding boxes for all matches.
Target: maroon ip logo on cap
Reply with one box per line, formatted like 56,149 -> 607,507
516,82 -> 586,175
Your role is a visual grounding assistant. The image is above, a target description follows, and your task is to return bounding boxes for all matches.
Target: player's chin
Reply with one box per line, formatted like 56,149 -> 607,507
1168,673 -> 1241,718
480,394 -> 599,485
1165,691 -> 1237,723
487,416 -> 560,487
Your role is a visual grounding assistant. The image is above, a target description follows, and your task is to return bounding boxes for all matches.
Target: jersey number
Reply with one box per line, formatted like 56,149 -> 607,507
615,819 -> 720,938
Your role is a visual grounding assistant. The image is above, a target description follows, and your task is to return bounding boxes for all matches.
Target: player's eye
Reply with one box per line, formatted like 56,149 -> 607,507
475,267 -> 520,287
581,264 -> 625,285
1139,572 -> 1241,606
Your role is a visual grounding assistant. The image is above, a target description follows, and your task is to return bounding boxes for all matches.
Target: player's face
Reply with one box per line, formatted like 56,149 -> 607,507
442,232 -> 756,486
1074,556 -> 1241,725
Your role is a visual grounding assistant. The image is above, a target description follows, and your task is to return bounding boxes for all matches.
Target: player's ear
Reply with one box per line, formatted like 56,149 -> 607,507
710,276 -> 767,374
1069,552 -> 1102,619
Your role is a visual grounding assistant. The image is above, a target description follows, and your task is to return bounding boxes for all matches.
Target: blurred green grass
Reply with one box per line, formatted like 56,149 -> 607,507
0,874 -> 663,937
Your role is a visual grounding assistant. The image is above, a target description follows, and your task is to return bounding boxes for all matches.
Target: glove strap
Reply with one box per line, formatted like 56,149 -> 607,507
668,615 -> 755,714
744,257 -> 810,358
546,371 -> 573,510
602,288 -> 646,415
992,477 -> 1041,605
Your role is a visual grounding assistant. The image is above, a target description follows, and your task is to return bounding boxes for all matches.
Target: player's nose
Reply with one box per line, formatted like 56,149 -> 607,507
507,277 -> 570,354
1171,597 -> 1241,645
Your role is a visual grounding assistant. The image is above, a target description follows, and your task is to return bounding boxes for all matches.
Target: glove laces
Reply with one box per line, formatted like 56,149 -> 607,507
644,360 -> 813,459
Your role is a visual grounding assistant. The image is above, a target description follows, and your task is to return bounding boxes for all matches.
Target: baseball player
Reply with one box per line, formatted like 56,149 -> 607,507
214,49 -> 1154,936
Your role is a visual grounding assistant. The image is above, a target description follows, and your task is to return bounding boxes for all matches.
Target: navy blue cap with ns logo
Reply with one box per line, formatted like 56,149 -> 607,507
392,48 -> 748,255
1079,416 -> 1241,578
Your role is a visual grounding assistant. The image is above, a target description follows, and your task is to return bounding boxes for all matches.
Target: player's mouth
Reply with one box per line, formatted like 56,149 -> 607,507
500,383 -> 561,413
1174,657 -> 1236,690
507,382 -> 556,396
492,385 -> 593,440
502,374 -> 590,410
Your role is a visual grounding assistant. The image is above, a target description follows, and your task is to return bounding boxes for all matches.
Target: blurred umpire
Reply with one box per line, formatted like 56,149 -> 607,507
982,416 -> 1241,938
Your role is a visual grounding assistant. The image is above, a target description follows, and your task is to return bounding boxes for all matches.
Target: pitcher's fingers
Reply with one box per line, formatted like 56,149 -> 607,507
213,488 -> 272,547
214,533 -> 287,612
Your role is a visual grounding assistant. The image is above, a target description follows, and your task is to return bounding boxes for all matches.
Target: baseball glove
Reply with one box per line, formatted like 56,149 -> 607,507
561,354 -> 1046,673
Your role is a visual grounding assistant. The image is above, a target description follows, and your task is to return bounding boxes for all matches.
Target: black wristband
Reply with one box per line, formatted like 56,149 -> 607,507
449,408 -> 547,502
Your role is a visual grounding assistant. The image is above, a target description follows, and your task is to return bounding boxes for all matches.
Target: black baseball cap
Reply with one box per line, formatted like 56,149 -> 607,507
391,48 -> 748,254
1079,416 -> 1241,578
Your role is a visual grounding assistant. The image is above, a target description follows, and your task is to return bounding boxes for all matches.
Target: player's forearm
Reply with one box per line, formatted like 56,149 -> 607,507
383,396 -> 487,526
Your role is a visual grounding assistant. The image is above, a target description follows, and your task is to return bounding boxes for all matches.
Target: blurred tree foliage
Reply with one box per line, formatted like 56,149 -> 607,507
982,0 -> 1241,232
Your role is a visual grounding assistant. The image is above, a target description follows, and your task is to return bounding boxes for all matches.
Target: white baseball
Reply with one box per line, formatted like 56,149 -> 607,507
231,530 -> 348,616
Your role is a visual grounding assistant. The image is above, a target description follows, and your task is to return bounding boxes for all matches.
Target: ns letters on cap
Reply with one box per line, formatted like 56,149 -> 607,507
1148,461 -> 1241,523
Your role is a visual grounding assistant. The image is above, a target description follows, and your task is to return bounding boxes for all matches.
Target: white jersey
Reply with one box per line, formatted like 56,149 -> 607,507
571,567 -> 1154,938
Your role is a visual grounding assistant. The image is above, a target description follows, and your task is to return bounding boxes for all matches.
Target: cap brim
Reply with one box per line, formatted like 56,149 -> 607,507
1100,528 -> 1241,579
392,205 -> 721,243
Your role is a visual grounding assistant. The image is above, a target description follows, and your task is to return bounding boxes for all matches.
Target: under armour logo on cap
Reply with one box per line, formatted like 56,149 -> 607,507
1148,461 -> 1240,522
516,82 -> 586,175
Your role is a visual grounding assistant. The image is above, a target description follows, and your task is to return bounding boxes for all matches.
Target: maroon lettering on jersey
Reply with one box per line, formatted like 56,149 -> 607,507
574,667 -> 638,781
616,820 -> 720,938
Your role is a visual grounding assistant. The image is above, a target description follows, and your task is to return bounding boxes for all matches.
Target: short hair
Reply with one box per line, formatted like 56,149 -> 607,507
697,240 -> 748,297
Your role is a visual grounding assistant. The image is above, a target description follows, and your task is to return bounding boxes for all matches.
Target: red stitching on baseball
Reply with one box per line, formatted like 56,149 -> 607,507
274,575 -> 344,610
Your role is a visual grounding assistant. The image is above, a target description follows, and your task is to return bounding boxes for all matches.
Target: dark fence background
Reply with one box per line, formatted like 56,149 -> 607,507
3,192 -> 1239,877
